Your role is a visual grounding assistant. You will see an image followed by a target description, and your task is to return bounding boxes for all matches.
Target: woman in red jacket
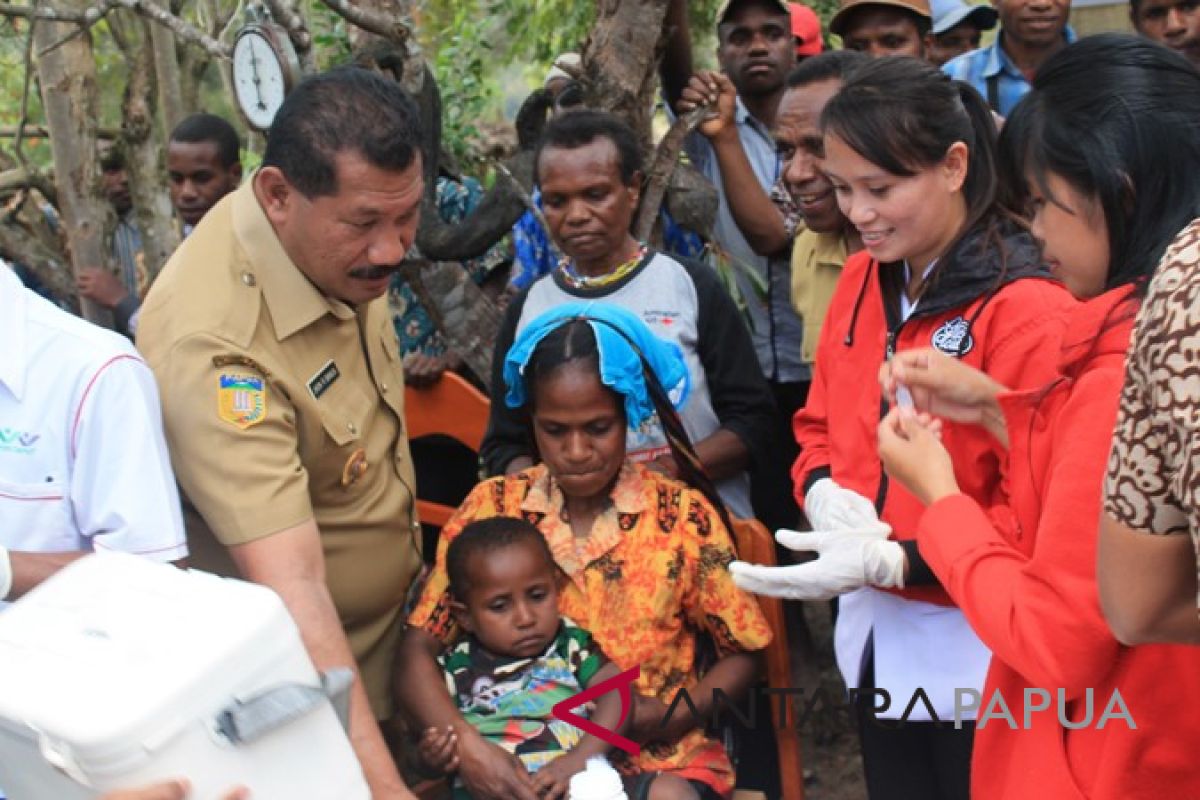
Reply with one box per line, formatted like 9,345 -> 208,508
876,35 -> 1200,799
730,57 -> 1075,799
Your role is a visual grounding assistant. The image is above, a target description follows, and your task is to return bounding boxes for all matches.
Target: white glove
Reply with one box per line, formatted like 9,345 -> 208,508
804,478 -> 881,532
729,526 -> 905,601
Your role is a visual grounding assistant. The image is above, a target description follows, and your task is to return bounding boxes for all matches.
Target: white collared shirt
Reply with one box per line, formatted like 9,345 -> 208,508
0,263 -> 186,563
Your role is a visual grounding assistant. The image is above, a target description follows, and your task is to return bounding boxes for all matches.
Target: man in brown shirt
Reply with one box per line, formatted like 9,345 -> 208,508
138,68 -> 424,799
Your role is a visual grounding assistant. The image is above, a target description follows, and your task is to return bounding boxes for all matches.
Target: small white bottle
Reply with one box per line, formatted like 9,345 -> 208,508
568,756 -> 629,800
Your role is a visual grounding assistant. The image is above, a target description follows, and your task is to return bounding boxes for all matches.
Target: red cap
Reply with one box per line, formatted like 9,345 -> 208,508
789,3 -> 824,58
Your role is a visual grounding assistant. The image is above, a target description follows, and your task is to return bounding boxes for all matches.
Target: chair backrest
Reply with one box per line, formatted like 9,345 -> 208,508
405,373 -> 491,529
730,517 -> 806,800
404,372 -> 490,450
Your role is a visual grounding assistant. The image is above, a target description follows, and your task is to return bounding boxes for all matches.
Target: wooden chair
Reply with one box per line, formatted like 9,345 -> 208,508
731,517 -> 807,800
404,372 -> 491,528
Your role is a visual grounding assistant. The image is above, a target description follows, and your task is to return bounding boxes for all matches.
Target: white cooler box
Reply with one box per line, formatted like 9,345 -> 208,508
0,553 -> 370,800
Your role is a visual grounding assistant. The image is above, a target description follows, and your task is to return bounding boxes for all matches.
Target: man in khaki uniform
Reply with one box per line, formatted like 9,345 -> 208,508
138,68 -> 424,800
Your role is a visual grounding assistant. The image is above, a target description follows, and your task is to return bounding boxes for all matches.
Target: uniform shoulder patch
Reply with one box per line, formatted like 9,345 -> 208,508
217,373 -> 267,429
931,316 -> 974,356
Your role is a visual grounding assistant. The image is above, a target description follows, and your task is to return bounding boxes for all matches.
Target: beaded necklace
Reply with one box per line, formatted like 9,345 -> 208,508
556,243 -> 648,290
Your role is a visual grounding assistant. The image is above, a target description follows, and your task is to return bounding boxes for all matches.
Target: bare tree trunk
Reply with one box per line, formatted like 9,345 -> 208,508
122,19 -> 180,281
584,0 -> 716,241
0,193 -> 76,308
583,0 -> 671,146
398,259 -> 502,385
32,6 -> 113,325
149,20 -> 184,138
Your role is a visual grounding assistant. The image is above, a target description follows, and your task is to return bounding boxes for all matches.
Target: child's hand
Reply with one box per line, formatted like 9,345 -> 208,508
530,754 -> 585,800
417,725 -> 460,775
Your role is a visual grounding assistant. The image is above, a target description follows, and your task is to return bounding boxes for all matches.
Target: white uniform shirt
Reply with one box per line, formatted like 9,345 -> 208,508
0,264 -> 186,562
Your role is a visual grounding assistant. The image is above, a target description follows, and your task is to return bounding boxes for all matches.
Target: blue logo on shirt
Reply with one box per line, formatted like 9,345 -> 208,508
0,428 -> 39,455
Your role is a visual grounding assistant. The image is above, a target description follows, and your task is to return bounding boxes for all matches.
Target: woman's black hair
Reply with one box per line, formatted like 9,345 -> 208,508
999,34 -> 1200,295
533,110 -> 643,188
523,319 -> 734,532
821,56 -> 1016,281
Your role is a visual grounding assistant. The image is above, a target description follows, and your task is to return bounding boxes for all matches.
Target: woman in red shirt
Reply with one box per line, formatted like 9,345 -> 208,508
731,56 -> 1075,800
877,35 -> 1200,800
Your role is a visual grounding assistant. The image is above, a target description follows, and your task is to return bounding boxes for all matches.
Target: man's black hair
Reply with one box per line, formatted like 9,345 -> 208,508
533,110 -> 643,187
446,517 -> 556,600
169,113 -> 241,169
261,66 -> 422,198
787,50 -> 870,88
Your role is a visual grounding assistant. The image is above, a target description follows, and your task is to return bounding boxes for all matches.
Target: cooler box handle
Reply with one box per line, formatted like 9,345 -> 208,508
216,668 -> 353,745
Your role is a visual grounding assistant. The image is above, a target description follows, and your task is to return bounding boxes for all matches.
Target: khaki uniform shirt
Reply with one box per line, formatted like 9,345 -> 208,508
137,181 -> 421,718
790,228 -> 850,365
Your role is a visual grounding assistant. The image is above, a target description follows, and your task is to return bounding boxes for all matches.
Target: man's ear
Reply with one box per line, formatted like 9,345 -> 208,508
449,598 -> 474,633
253,166 -> 295,226
231,161 -> 244,183
923,32 -> 934,58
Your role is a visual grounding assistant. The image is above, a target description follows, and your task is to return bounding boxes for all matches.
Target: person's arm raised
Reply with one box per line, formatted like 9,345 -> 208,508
680,71 -> 790,257
228,520 -> 415,800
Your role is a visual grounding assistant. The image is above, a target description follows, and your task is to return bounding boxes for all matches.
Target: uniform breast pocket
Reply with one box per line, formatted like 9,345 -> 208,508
0,476 -> 75,551
313,379 -> 376,493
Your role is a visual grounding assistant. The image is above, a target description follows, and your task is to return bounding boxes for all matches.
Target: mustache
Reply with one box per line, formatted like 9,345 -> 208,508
348,264 -> 401,280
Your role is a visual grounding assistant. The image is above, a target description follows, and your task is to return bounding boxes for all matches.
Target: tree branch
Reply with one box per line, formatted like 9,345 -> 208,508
115,0 -> 230,58
0,2 -> 94,23
33,0 -> 119,57
0,166 -> 58,203
12,10 -> 36,170
414,151 -> 531,263
318,0 -> 411,44
0,125 -> 119,139
264,0 -> 314,72
33,0 -> 232,58
633,102 -> 709,241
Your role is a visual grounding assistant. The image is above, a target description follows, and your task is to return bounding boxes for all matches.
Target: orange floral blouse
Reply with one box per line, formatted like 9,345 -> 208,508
407,461 -> 772,796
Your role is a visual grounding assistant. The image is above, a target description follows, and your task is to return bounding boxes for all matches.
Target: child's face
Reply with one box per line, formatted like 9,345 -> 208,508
453,539 -> 561,659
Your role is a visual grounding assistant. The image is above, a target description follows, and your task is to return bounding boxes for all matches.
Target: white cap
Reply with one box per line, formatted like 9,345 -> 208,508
545,52 -> 582,87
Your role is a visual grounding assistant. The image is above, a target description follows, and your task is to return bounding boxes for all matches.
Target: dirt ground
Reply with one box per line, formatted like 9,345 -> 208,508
789,601 -> 868,800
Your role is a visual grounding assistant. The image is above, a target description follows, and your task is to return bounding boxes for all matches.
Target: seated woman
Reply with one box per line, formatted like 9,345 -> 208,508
397,302 -> 771,800
875,35 -> 1200,800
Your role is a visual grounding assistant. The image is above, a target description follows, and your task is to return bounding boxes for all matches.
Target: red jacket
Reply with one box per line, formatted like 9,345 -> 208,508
793,221 -> 1077,605
918,287 -> 1200,799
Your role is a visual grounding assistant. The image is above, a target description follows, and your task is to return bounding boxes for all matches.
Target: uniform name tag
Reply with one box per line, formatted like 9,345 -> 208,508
308,360 -> 340,399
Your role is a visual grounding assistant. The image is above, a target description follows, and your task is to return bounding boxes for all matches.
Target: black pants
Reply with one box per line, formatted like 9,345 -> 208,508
855,651 -> 974,800
750,380 -> 810,534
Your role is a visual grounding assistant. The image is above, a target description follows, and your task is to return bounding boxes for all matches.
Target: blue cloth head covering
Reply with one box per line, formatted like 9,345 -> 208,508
503,301 -> 691,430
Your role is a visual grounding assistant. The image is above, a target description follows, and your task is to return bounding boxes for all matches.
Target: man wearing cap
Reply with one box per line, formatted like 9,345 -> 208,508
942,0 -> 1074,115
831,0 -> 933,58
928,0 -> 999,65
662,0 -> 806,540
1131,0 -> 1200,66
790,2 -> 825,59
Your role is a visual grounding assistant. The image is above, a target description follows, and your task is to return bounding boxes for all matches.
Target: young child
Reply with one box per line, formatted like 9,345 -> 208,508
417,516 -> 626,799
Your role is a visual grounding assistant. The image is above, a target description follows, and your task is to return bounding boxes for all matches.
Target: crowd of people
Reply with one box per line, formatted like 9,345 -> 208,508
3,0 -> 1200,799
